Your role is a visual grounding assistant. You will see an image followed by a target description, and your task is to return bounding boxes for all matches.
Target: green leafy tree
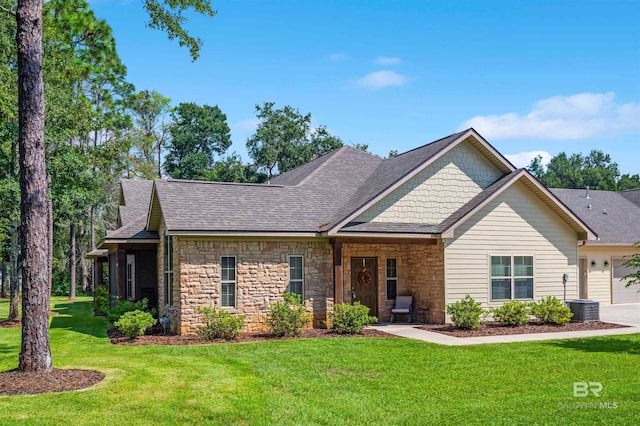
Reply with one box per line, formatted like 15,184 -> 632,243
164,102 -> 232,180
622,242 -> 640,288
3,0 -> 217,372
352,143 -> 370,153
247,102 -> 343,178
128,89 -> 172,179
207,153 -> 267,183
528,150 -> 637,191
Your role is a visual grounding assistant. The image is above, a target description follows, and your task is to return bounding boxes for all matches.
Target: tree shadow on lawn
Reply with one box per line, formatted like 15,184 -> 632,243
0,343 -> 20,355
49,301 -> 107,339
545,335 -> 640,356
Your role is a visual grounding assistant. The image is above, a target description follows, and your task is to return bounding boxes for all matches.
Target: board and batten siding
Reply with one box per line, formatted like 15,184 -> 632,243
444,182 -> 580,308
355,142 -> 502,224
578,245 -> 640,303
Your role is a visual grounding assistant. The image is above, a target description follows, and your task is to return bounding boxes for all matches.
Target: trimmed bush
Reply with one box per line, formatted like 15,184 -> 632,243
106,298 -> 155,324
197,307 -> 246,340
329,302 -> 378,334
92,285 -> 110,315
446,294 -> 485,329
530,296 -> 573,325
491,301 -> 530,326
267,292 -> 311,337
115,310 -> 157,339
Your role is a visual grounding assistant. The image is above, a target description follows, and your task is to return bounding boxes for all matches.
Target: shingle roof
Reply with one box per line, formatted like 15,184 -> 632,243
621,189 -> 640,207
550,188 -> 640,245
103,180 -> 158,242
119,180 -> 154,226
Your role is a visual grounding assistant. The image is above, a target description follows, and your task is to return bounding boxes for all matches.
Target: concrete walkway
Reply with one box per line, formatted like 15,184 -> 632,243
371,303 -> 640,346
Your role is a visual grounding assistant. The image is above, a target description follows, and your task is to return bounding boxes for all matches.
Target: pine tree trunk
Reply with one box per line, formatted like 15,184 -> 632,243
1,262 -> 6,299
48,182 -> 53,295
69,222 -> 76,300
17,0 -> 52,372
79,221 -> 88,292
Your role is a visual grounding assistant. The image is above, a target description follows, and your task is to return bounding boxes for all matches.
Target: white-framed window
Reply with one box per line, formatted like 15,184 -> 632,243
288,255 -> 304,298
491,255 -> 534,300
126,254 -> 135,301
386,258 -> 397,300
221,256 -> 237,308
164,235 -> 173,306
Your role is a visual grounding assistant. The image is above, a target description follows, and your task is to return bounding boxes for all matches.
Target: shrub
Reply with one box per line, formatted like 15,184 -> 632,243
530,296 -> 573,325
329,302 -> 378,334
106,298 -> 155,324
115,310 -> 157,339
267,292 -> 311,337
197,307 -> 246,340
491,301 -> 530,326
446,294 -> 485,329
92,285 -> 110,315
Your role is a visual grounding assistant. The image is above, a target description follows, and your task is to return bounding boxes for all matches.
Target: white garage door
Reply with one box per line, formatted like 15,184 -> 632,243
612,258 -> 640,304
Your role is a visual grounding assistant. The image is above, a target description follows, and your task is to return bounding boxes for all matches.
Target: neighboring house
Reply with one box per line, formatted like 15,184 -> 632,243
551,188 -> 640,304
97,128 -> 599,334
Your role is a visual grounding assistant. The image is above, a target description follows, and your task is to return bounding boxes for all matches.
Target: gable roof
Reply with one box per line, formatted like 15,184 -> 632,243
118,180 -> 154,227
106,129 -> 595,242
551,188 -> 640,245
328,128 -> 516,233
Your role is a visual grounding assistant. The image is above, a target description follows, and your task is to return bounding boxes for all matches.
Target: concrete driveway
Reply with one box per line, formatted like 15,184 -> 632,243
600,303 -> 640,327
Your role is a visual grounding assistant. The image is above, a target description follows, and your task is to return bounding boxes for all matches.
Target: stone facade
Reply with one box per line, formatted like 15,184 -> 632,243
341,241 -> 445,324
175,238 -> 333,334
355,142 -> 502,224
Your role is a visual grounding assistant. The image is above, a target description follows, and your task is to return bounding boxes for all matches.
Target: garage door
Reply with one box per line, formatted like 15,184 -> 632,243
612,258 -> 640,303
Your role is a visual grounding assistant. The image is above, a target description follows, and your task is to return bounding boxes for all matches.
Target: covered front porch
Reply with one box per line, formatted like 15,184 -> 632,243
331,238 -> 446,324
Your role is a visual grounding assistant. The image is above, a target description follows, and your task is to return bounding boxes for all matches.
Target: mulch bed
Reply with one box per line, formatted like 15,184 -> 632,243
108,326 -> 397,346
418,321 -> 629,338
0,369 -> 105,396
0,311 -> 59,329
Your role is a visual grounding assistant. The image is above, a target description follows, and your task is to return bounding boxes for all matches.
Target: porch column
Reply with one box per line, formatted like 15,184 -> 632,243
332,241 -> 343,304
117,248 -> 126,300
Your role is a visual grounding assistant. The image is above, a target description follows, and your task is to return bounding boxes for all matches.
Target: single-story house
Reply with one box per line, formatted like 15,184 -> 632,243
96,128 -> 624,334
551,188 -> 640,304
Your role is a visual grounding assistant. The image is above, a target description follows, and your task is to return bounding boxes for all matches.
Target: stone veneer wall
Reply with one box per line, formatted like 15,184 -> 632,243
342,241 -> 445,324
176,238 -> 333,334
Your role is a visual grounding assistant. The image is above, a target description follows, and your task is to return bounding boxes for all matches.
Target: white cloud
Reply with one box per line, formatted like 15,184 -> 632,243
329,53 -> 349,62
505,150 -> 552,169
355,70 -> 407,90
460,92 -> 640,140
374,56 -> 402,65
230,118 -> 260,133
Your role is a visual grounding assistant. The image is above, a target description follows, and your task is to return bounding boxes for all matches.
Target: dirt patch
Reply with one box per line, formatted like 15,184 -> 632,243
0,369 -> 105,396
108,327 -> 398,346
0,318 -> 21,328
417,321 -> 629,338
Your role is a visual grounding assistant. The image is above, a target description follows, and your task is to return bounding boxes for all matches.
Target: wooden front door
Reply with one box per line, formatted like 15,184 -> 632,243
351,257 -> 378,317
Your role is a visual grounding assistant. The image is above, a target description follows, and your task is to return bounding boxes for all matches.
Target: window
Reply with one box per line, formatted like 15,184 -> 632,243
164,235 -> 173,306
126,254 -> 135,301
288,255 -> 304,298
221,256 -> 237,308
386,258 -> 397,300
491,256 -> 533,300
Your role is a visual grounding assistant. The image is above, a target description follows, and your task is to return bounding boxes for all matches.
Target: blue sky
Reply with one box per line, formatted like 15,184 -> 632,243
91,0 -> 640,175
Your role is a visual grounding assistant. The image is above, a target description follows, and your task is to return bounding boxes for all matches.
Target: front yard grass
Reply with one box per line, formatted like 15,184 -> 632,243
0,297 -> 638,425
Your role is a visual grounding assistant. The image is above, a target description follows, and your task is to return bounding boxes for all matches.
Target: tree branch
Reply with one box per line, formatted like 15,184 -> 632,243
0,4 -> 15,15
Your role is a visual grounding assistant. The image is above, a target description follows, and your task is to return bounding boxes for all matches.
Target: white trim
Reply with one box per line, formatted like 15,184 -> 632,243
287,255 -> 305,299
220,255 -> 238,308
326,232 -> 440,239
489,254 -> 535,302
328,129 -> 515,234
385,257 -> 398,301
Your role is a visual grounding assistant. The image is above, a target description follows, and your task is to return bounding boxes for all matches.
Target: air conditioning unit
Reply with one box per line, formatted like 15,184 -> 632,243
568,299 -> 600,322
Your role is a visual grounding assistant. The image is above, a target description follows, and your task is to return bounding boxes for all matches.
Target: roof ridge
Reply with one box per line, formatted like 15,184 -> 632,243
296,145 -> 380,187
390,129 -> 467,159
162,178 -> 284,188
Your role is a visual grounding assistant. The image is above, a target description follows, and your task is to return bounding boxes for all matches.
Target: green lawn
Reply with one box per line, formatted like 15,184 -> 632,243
0,298 -> 638,425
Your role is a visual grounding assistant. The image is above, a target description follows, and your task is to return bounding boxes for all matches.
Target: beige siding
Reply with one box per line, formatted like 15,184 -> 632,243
578,245 -> 640,304
355,142 -> 502,224
444,182 -> 579,309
